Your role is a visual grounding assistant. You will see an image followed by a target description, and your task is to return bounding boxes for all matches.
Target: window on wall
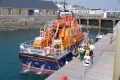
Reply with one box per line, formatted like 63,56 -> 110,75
19,9 -> 22,15
39,10 -> 42,15
53,10 -> 56,15
8,9 -> 12,15
46,10 -> 49,15
28,10 -> 34,15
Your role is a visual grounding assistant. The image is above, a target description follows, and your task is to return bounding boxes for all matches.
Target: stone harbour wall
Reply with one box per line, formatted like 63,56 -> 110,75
0,15 -> 57,31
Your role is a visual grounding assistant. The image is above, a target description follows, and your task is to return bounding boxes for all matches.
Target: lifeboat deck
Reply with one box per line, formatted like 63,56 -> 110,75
20,32 -> 89,60
45,33 -> 115,80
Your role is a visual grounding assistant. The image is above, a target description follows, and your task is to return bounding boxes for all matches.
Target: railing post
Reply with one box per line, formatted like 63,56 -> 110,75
87,19 -> 89,31
98,19 -> 101,28
98,19 -> 101,32
113,20 -> 116,28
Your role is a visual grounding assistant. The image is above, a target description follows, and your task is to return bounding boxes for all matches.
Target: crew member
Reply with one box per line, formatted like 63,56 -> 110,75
89,45 -> 95,64
73,38 -> 77,53
73,38 -> 76,45
60,37 -> 64,53
84,42 -> 90,49
80,46 -> 85,61
85,46 -> 90,56
88,37 -> 93,45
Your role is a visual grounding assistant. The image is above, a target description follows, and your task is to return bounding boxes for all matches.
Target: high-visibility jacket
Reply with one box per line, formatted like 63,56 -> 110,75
78,47 -> 80,52
86,49 -> 90,53
73,38 -> 76,43
60,39 -> 64,48
85,46 -> 90,52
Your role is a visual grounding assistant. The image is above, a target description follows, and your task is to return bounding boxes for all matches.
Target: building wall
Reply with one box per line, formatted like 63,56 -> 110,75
42,10 -> 46,15
34,10 -> 55,15
34,12 -> 38,15
1,8 -> 8,15
12,9 -> 18,15
89,9 -> 103,14
89,10 -> 95,14
0,8 -> 57,16
22,9 -> 28,15
78,10 -> 90,14
95,10 -> 103,14
49,10 -> 57,15
103,11 -> 120,18
49,10 -> 53,15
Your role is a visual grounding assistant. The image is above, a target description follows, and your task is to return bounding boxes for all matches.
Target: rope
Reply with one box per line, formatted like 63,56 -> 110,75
94,49 -> 114,52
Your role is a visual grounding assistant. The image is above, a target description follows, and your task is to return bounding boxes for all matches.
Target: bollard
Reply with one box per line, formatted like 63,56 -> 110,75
110,33 -> 113,43
60,75 -> 68,80
110,33 -> 113,39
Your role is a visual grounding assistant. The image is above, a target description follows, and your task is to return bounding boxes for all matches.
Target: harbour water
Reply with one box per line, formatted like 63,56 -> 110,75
0,28 -> 109,80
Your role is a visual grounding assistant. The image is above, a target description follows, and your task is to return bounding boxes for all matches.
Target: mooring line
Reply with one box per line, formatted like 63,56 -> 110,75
94,49 -> 114,52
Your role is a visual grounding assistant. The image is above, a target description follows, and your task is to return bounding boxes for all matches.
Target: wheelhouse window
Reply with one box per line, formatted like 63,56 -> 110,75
39,10 -> 42,15
77,28 -> 81,33
19,9 -> 22,15
46,10 -> 49,15
8,9 -> 12,15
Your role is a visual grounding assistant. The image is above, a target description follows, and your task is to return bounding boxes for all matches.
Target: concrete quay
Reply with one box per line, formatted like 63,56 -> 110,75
46,33 -> 115,80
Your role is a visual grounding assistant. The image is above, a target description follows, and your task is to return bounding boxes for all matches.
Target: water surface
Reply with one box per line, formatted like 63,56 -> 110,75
0,28 -> 109,80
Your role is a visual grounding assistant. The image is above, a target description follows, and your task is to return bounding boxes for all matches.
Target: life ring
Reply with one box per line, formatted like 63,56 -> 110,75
44,47 -> 52,55
40,31 -> 44,37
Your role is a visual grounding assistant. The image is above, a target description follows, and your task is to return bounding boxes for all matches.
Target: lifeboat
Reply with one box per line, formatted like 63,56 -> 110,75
19,4 -> 88,74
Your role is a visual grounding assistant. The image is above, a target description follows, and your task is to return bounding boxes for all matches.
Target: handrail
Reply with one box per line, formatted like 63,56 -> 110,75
43,20 -> 56,30
20,40 -> 34,49
108,29 -> 113,33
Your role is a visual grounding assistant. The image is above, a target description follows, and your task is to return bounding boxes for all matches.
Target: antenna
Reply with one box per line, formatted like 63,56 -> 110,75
63,0 -> 65,11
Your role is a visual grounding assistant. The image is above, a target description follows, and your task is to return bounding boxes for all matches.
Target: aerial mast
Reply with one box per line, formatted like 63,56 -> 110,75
63,0 -> 65,11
